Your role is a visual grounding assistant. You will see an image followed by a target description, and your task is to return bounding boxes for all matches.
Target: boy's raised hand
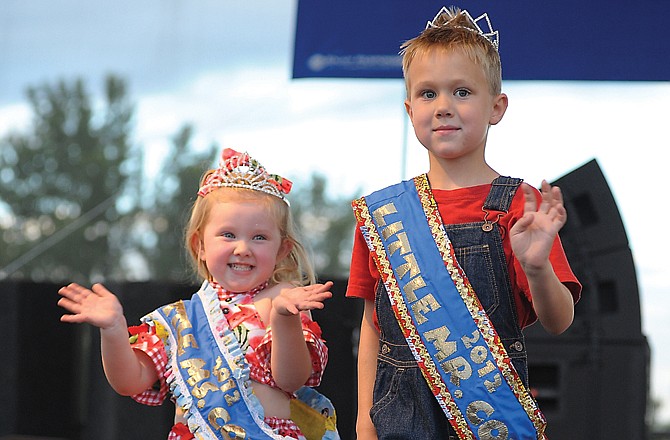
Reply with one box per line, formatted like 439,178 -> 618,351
58,283 -> 125,330
273,281 -> 334,316
510,181 -> 567,272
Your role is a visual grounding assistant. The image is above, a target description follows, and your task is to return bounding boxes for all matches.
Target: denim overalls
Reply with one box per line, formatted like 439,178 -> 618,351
370,177 -> 529,439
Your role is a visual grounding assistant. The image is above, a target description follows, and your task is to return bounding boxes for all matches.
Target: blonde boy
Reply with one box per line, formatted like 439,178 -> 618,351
346,7 -> 581,439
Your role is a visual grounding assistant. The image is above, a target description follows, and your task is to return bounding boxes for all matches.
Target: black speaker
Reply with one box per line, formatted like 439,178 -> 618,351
524,159 -> 649,439
527,337 -> 649,439
548,159 -> 643,341
312,278 -> 363,440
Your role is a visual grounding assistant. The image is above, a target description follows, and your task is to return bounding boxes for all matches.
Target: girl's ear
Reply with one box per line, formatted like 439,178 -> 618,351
277,239 -> 293,261
190,233 -> 204,260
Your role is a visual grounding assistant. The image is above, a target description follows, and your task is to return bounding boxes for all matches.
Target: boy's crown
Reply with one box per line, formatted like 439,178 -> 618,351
426,7 -> 499,51
198,148 -> 292,203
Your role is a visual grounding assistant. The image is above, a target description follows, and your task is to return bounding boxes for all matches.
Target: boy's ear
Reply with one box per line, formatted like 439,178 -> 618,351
489,93 -> 508,125
404,99 -> 413,121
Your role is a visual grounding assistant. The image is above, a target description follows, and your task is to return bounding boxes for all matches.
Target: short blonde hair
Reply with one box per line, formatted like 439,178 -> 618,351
185,174 -> 315,287
400,6 -> 502,96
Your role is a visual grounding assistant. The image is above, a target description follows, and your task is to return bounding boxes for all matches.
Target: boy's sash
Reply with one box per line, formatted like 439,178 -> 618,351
353,175 -> 546,440
147,282 -> 339,440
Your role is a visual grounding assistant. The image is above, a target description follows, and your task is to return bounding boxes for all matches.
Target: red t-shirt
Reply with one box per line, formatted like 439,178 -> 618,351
346,183 -> 581,329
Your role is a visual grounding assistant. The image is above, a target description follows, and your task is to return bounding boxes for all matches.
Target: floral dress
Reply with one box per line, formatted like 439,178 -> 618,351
128,281 -> 329,439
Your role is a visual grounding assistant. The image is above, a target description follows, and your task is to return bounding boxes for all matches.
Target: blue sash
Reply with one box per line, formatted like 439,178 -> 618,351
150,284 -> 284,439
146,282 -> 339,440
354,175 -> 546,439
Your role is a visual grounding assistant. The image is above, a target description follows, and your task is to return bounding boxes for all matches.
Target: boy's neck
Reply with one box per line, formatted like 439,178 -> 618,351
426,160 -> 499,190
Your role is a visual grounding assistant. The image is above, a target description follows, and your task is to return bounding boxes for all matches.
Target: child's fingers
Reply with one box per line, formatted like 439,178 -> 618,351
520,183 -> 538,213
91,283 -> 113,297
58,283 -> 89,303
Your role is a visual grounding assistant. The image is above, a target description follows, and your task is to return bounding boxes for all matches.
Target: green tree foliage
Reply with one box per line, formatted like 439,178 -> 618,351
0,76 -> 139,282
0,75 -> 356,283
139,127 -> 217,282
290,174 -> 357,279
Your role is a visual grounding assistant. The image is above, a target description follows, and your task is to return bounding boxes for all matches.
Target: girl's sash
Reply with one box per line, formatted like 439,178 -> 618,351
150,284 -> 285,439
353,175 -> 546,440
147,282 -> 339,440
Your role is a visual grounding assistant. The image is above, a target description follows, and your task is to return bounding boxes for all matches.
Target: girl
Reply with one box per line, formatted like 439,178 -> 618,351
58,148 -> 339,439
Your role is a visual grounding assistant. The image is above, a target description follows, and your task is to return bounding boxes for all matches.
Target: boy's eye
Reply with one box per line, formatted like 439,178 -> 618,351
421,90 -> 437,99
455,89 -> 470,98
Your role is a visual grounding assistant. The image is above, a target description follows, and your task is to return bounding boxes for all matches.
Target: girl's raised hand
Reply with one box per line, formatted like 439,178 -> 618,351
58,283 -> 125,330
273,281 -> 334,316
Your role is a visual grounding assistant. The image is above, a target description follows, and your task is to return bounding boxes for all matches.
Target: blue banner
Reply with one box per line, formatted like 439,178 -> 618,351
292,0 -> 670,81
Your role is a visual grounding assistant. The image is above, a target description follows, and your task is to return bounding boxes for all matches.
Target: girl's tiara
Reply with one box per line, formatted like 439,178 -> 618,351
197,148 -> 292,204
426,7 -> 499,51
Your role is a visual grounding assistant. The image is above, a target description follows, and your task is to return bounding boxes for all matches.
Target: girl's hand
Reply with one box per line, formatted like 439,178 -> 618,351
58,283 -> 125,330
272,281 -> 334,316
510,181 -> 567,274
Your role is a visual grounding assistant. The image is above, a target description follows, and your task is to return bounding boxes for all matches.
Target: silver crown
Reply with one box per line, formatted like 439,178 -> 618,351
426,7 -> 499,51
197,148 -> 292,204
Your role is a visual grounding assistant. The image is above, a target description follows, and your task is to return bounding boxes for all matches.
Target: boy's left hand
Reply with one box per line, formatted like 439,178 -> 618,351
273,281 -> 334,316
510,180 -> 567,273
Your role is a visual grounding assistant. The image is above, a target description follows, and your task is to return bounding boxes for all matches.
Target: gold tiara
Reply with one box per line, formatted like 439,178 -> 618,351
198,148 -> 292,203
426,7 -> 499,51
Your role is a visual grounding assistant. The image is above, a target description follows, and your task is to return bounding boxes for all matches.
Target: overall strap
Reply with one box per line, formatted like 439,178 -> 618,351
483,176 -> 523,212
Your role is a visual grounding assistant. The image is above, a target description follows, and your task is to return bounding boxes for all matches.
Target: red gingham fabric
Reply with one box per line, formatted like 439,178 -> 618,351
128,324 -> 169,406
265,416 -> 307,439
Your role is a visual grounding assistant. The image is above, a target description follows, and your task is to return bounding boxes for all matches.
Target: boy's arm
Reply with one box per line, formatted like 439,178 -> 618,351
511,181 -> 575,335
523,261 -> 574,335
356,299 -> 379,440
58,283 -> 159,395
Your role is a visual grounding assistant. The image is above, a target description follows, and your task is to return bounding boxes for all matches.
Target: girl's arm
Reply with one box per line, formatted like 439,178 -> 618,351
268,281 -> 333,393
58,283 -> 158,395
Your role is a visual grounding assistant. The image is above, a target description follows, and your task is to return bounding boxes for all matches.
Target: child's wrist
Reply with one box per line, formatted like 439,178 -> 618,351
100,315 -> 128,333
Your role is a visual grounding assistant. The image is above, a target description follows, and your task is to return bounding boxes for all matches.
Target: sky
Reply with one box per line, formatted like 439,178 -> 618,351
2,0 -> 669,426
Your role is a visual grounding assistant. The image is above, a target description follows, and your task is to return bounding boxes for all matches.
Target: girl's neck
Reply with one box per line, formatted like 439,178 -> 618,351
210,279 -> 269,299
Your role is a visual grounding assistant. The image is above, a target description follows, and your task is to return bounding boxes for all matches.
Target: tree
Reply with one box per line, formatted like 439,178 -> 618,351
0,75 -> 140,282
138,126 -> 218,282
290,174 -> 357,279
0,75 -> 356,284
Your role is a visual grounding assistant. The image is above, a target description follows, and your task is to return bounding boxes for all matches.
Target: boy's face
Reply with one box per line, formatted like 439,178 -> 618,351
404,48 -> 507,167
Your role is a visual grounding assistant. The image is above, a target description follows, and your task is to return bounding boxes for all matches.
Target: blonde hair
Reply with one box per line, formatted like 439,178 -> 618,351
185,170 -> 315,287
400,6 -> 502,96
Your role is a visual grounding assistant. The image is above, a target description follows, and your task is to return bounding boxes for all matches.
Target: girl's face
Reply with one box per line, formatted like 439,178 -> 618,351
197,199 -> 291,292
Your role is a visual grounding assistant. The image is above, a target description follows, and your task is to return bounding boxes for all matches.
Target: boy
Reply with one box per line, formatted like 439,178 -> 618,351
346,6 -> 581,439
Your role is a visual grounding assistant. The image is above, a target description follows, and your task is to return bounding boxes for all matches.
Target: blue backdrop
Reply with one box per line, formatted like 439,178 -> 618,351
292,0 -> 669,81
